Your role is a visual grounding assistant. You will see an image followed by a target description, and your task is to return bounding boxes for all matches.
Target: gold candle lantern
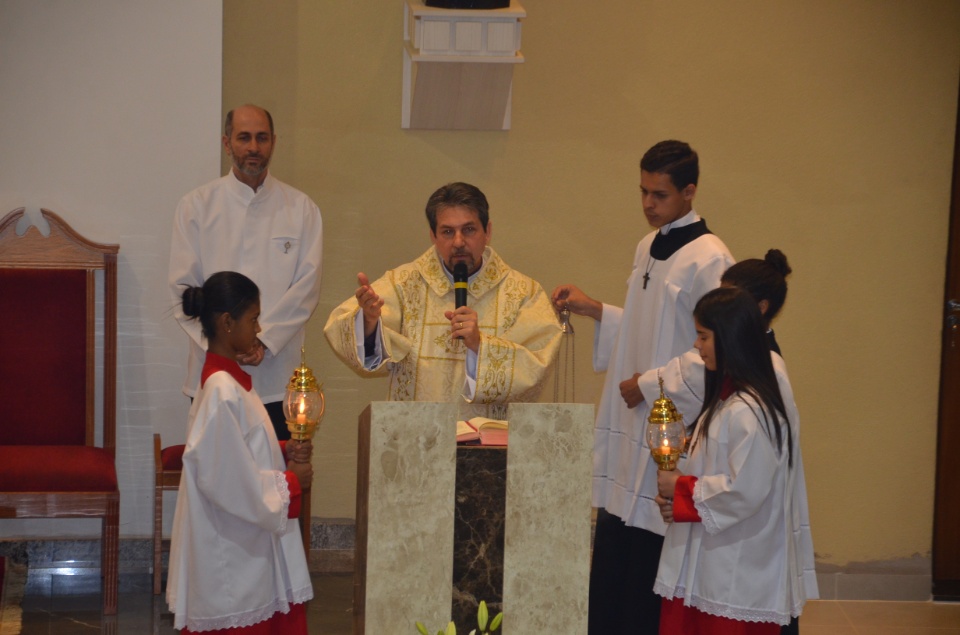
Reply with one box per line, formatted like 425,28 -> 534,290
283,347 -> 326,443
646,375 -> 686,471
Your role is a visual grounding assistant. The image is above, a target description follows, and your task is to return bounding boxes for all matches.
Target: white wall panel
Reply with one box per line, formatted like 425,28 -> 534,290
0,0 -> 222,538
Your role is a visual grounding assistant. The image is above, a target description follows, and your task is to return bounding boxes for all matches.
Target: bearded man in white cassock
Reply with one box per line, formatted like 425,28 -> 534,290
324,182 -> 561,418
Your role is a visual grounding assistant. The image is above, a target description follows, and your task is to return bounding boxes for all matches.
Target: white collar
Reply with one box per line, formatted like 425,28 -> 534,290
228,169 -> 272,196
659,209 -> 700,235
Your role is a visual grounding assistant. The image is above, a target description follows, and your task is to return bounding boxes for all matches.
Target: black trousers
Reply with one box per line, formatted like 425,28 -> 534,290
589,508 -> 664,635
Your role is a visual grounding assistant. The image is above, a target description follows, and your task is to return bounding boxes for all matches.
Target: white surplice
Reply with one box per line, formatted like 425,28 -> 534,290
592,212 -> 734,534
653,383 -> 816,625
645,351 -> 819,619
167,363 -> 312,632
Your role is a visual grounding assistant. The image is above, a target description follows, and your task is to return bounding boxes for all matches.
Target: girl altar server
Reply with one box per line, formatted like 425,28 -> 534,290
167,271 -> 314,634
654,287 -> 815,634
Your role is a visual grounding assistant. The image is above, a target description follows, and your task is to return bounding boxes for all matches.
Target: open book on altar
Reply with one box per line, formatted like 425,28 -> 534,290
456,417 -> 508,446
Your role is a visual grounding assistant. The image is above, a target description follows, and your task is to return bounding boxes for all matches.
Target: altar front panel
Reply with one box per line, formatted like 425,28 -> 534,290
354,401 -> 594,634
355,402 -> 458,634
503,403 -> 594,634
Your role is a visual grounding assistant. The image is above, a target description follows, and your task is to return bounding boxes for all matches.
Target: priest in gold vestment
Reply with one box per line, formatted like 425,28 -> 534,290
324,183 -> 561,417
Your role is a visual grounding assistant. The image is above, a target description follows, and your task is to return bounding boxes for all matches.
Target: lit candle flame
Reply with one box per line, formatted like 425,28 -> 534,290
296,398 -> 307,426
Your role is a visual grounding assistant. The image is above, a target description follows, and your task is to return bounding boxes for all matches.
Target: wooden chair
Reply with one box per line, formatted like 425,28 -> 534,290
0,208 -> 120,615
152,433 -> 184,595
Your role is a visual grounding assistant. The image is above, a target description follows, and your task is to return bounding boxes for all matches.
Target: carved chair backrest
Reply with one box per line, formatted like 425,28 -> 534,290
0,209 -> 118,454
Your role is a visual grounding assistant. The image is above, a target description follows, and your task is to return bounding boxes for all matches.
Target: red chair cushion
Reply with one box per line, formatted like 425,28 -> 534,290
0,446 -> 117,492
161,445 -> 185,471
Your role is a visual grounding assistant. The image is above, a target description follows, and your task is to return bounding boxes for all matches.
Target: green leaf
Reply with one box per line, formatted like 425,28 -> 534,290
489,612 -> 503,632
416,622 -> 430,635
477,600 -> 489,631
445,621 -> 457,635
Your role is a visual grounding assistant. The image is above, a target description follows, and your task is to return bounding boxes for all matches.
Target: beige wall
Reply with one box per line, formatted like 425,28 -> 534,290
223,0 -> 960,569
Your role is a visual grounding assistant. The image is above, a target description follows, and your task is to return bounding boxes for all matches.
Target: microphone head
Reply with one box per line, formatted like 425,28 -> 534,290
453,262 -> 468,282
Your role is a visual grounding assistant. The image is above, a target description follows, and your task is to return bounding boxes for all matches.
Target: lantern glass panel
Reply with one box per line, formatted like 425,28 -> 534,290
283,389 -> 323,423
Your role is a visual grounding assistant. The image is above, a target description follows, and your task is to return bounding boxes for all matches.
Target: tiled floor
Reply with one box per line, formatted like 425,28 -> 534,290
11,567 -> 960,634
798,599 -> 960,634
18,569 -> 353,634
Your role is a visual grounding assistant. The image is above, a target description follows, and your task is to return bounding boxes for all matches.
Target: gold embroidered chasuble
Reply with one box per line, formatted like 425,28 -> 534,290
325,247 -> 561,415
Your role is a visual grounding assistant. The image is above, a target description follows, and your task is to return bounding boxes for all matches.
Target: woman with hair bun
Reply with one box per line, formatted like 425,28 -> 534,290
167,271 -> 314,635
720,249 -> 792,356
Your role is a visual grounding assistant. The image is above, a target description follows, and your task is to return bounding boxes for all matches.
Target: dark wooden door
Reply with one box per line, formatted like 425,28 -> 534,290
933,79 -> 960,601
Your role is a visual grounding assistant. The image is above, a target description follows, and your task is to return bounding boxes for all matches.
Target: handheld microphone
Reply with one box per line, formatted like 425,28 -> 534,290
454,263 -> 468,308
